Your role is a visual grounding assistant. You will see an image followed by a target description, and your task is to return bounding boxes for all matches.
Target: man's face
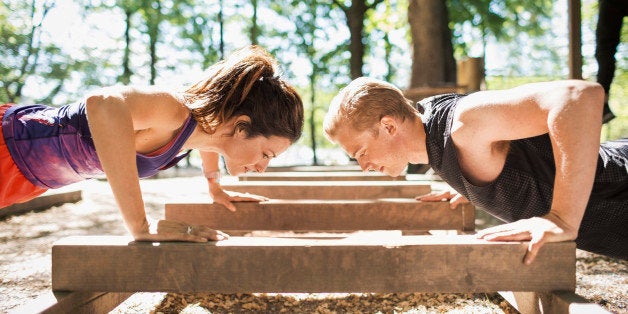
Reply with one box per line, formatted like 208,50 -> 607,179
332,122 -> 408,177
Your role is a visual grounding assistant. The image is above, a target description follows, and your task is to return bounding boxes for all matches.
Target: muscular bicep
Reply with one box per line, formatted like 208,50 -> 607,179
453,87 -> 551,144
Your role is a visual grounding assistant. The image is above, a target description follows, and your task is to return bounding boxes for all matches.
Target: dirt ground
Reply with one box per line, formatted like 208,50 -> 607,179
1,173 -> 626,313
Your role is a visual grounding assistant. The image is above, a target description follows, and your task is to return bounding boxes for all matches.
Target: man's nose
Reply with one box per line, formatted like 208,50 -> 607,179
357,159 -> 369,172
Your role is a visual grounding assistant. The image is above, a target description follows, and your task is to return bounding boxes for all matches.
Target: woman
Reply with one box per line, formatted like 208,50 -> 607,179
1,45 -> 304,243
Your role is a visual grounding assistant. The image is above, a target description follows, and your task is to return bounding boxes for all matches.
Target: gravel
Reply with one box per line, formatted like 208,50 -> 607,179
1,173 -> 625,313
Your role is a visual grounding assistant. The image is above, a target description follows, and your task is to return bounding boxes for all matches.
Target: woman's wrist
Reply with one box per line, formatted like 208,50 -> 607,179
204,169 -> 221,183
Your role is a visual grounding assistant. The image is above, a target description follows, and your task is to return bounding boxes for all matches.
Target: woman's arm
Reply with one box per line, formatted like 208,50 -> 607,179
455,80 -> 604,264
85,86 -> 227,242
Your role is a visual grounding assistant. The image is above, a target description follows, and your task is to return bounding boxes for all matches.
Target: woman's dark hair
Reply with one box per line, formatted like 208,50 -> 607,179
182,45 -> 304,143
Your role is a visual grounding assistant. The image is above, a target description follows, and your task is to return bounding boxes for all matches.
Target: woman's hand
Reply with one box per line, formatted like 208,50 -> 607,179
416,189 -> 469,209
208,180 -> 269,212
476,212 -> 578,265
132,217 -> 229,243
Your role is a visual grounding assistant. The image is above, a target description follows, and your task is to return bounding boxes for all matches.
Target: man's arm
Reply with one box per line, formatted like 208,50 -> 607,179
454,80 -> 604,264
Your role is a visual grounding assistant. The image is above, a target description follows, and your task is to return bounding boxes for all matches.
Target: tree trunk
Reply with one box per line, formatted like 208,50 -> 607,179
250,0 -> 259,45
219,0 -> 224,58
407,0 -> 456,87
146,0 -> 162,85
119,8 -> 133,85
309,71 -> 318,165
346,1 -> 367,79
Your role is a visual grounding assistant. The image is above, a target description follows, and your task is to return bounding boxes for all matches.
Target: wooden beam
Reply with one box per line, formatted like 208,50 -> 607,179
15,291 -> 132,314
499,291 -> 610,314
165,200 -> 474,232
265,165 -> 363,172
0,188 -> 82,219
52,235 -> 575,293
238,171 -> 406,181
220,181 -> 431,199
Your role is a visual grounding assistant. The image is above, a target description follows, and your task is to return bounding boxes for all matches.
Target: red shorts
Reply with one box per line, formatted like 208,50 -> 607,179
0,104 -> 47,208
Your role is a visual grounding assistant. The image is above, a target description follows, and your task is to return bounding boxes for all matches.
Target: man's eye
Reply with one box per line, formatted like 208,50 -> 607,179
263,154 -> 270,159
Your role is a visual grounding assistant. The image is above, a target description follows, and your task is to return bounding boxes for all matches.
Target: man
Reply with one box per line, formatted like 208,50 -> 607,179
324,77 -> 627,264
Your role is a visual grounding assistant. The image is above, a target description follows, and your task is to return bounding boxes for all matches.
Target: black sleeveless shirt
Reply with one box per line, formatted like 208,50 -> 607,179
420,94 -> 628,260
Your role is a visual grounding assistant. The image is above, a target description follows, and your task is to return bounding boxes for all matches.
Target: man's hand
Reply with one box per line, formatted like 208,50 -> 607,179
476,212 -> 578,265
132,217 -> 229,242
416,189 -> 469,208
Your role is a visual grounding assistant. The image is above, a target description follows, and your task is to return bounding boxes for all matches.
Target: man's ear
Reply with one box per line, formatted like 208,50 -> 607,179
379,116 -> 397,136
233,115 -> 252,138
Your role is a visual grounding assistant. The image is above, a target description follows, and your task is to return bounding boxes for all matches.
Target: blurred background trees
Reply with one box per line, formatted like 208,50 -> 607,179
1,0 -> 625,165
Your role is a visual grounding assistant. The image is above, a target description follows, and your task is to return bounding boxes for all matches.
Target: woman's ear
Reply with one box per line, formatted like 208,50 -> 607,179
233,115 -> 252,138
379,116 -> 397,136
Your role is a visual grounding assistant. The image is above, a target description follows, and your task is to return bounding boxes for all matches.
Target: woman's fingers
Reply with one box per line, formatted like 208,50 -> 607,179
191,225 -> 230,241
213,197 -> 237,212
138,220 -> 230,242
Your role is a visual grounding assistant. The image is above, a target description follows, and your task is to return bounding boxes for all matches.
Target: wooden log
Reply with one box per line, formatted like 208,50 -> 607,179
165,200 -> 475,232
403,86 -> 465,102
52,235 -> 575,293
0,188 -> 82,219
220,181 -> 431,200
499,291 -> 610,314
238,171 -> 405,181
265,165 -> 362,172
15,291 -> 132,314
456,57 -> 485,92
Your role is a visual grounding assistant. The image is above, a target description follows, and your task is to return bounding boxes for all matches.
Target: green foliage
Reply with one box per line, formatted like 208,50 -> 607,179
0,0 -> 74,104
447,0 -> 554,74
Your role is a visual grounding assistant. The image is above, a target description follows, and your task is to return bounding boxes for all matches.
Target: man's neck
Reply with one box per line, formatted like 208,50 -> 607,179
407,115 -> 429,164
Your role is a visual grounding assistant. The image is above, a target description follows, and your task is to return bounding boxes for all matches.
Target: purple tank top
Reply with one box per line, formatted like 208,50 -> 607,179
2,102 -> 196,188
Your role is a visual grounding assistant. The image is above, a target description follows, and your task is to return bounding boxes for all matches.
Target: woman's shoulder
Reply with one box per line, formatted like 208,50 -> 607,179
95,85 -> 189,130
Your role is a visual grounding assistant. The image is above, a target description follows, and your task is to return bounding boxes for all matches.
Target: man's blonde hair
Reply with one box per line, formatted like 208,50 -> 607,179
323,77 -> 417,142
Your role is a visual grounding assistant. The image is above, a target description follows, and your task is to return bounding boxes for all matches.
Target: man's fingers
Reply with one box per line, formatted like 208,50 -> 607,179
476,225 -> 513,238
416,191 -> 451,201
449,194 -> 469,209
524,237 -> 546,265
482,231 -> 532,242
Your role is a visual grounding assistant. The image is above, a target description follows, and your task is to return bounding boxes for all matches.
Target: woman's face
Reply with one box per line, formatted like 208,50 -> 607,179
222,135 -> 291,175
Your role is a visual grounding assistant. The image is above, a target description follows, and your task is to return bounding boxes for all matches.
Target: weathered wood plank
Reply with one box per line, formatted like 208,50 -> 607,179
499,291 -> 610,314
220,181 -> 431,199
0,188 -> 82,219
165,200 -> 474,232
238,171 -> 406,181
265,165 -> 363,172
52,235 -> 575,293
14,291 -> 132,314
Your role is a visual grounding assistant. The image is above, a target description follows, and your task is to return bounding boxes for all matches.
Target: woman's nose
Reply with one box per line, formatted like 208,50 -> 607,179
255,159 -> 271,173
